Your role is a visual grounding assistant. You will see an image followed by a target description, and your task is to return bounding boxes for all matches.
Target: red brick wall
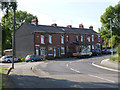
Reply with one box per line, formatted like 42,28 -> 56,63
34,32 -> 102,57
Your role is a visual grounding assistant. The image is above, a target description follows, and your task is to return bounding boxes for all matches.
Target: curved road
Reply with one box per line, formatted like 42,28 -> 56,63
33,55 -> 118,88
2,55 -> 119,88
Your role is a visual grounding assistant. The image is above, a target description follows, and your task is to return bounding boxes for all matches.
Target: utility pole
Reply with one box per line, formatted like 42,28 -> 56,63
12,5 -> 15,69
108,18 -> 113,56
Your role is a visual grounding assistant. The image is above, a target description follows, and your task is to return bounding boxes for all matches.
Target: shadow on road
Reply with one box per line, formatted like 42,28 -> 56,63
2,73 -> 118,89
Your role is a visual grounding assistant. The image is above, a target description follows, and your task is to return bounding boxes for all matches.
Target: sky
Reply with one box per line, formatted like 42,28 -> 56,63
0,0 -> 120,32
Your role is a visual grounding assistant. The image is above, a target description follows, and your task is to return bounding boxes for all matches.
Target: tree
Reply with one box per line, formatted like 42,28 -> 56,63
1,10 -> 36,50
0,2 -> 17,55
99,4 -> 120,48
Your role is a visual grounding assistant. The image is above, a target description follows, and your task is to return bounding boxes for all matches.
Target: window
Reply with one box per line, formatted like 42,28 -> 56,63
61,47 -> 65,54
41,35 -> 44,44
49,35 -> 52,44
76,36 -> 79,42
61,35 -> 64,44
81,35 -> 83,42
98,35 -> 100,42
92,45 -> 94,50
92,35 -> 94,42
87,36 -> 90,42
66,35 -> 69,42
36,48 -> 39,55
88,45 -> 91,51
40,47 -> 45,56
48,47 -> 53,55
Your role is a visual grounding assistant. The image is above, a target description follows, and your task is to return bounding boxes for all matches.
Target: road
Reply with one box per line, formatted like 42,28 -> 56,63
2,55 -> 119,88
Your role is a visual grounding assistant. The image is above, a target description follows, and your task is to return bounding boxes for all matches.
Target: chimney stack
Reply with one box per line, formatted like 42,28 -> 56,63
31,17 -> 38,26
51,23 -> 57,27
67,25 -> 72,28
89,25 -> 93,30
79,24 -> 84,28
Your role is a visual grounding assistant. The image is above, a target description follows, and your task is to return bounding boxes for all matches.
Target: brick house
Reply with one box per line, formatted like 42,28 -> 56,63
15,18 -> 102,58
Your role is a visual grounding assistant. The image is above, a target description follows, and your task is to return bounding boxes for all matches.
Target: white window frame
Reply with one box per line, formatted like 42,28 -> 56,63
48,47 -> 53,55
81,35 -> 83,42
61,47 -> 65,54
92,45 -> 94,50
88,45 -> 91,51
98,35 -> 100,42
92,35 -> 94,42
49,35 -> 52,44
61,35 -> 64,44
40,47 -> 45,56
76,36 -> 79,41
66,35 -> 69,42
41,35 -> 44,44
87,36 -> 90,42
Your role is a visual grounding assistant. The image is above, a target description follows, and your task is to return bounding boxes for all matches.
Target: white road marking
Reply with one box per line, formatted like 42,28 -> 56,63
92,63 -> 120,72
66,64 -> 68,67
88,74 -> 115,83
70,68 -> 80,73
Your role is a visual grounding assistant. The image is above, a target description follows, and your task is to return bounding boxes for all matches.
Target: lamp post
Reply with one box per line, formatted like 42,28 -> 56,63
108,18 -> 113,56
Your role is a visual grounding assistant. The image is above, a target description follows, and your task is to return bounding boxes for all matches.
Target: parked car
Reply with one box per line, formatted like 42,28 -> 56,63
92,49 -> 102,56
0,56 -> 19,63
102,49 -> 116,54
73,49 -> 92,58
25,55 -> 43,62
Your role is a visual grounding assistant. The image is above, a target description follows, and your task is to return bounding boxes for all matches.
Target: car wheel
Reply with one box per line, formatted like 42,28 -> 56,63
31,60 -> 34,62
7,60 -> 11,63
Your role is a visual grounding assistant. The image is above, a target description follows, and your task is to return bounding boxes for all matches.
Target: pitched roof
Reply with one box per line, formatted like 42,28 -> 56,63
23,23 -> 98,34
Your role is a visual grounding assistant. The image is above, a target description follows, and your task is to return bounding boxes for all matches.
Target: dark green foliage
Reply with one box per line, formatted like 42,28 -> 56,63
99,4 -> 120,48
1,10 -> 36,51
46,56 -> 55,60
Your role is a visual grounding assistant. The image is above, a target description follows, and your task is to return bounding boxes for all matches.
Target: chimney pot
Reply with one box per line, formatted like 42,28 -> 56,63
67,25 -> 72,28
89,25 -> 93,30
79,24 -> 84,28
31,17 -> 38,26
51,23 -> 57,27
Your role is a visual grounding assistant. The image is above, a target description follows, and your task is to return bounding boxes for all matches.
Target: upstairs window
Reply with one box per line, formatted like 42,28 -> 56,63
66,35 -> 69,42
49,35 -> 52,44
41,35 -> 44,44
87,36 -> 90,42
76,36 -> 79,42
61,35 -> 64,44
98,35 -> 100,42
92,35 -> 94,42
81,35 -> 83,42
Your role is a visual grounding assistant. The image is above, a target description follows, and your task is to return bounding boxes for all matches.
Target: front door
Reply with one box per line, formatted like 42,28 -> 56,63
54,48 -> 56,57
57,47 -> 60,56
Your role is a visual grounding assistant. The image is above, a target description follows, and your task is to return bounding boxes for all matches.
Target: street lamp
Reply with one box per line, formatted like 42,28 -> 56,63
108,18 -> 113,56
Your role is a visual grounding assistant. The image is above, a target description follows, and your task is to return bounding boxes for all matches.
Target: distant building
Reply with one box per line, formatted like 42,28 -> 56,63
15,17 -> 102,58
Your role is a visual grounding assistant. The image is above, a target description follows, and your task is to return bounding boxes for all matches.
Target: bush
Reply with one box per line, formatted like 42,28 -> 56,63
20,57 -> 26,62
55,56 -> 61,59
116,44 -> 120,56
46,56 -> 55,60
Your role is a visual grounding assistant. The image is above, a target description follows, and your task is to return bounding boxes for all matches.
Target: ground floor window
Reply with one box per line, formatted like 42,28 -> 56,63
48,47 -> 53,55
92,45 -> 94,50
36,48 -> 39,55
61,47 -> 65,54
40,47 -> 45,56
88,45 -> 91,51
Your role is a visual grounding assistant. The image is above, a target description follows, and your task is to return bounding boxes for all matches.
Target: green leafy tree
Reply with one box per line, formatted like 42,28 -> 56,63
0,2 -> 17,55
99,4 -> 120,48
1,10 -> 36,50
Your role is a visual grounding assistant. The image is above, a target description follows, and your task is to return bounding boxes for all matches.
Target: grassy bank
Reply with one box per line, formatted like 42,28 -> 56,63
110,54 -> 120,63
0,68 -> 8,89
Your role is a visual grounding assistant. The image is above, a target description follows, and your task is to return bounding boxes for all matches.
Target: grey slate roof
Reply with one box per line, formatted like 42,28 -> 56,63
23,23 -> 98,34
